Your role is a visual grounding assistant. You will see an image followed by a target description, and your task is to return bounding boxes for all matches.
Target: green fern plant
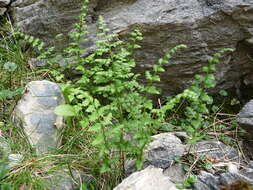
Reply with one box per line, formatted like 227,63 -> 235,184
18,0 -> 235,173
166,48 -> 234,144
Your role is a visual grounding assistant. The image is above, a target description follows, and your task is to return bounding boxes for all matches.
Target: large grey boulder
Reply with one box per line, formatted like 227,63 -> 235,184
237,100 -> 253,135
13,80 -> 65,153
113,166 -> 177,190
11,0 -> 253,97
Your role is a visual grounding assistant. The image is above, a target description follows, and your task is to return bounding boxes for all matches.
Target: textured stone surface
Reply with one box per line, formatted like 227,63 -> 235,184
144,133 -> 185,168
163,163 -> 186,183
10,0 -> 253,97
0,7 -> 6,15
125,133 -> 185,175
114,166 -> 177,190
10,0 -> 97,48
13,80 -> 65,153
237,100 -> 253,135
194,171 -> 253,190
0,0 -> 10,7
189,140 -> 240,162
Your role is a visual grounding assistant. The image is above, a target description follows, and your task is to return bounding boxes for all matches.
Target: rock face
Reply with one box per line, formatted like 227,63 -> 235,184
10,0 -> 97,47
10,0 -> 253,97
13,80 -> 65,153
237,100 -> 253,135
113,166 -> 177,190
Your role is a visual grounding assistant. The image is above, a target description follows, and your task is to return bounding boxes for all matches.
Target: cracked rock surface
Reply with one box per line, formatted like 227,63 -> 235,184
10,0 -> 253,97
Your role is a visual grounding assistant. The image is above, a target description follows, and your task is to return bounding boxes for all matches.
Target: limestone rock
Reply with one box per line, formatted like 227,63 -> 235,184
113,166 -> 177,190
13,80 -> 65,153
163,163 -> 186,183
237,100 -> 253,135
125,133 -> 185,175
194,171 -> 253,190
145,133 -> 185,169
189,140 -> 240,162
10,0 -> 253,97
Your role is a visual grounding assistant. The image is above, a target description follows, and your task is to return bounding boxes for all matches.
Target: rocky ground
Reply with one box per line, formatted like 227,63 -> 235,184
5,80 -> 253,189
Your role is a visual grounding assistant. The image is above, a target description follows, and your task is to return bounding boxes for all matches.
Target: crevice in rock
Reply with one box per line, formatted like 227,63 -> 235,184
94,0 -> 137,12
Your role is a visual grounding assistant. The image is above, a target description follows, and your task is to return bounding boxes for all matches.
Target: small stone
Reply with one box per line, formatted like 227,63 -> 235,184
28,58 -> 48,68
114,166 -> 177,190
163,163 -> 186,183
8,154 -> 23,168
227,163 -> 238,173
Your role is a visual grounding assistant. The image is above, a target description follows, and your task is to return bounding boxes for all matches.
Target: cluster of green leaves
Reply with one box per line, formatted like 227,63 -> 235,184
14,0 -> 234,175
176,175 -> 198,189
48,0 -> 235,173
167,49 -> 234,144
0,62 -> 24,101
50,0 -> 200,173
55,12 -> 157,172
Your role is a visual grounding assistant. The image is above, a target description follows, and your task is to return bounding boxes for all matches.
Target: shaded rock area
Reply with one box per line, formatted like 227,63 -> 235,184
12,80 -> 65,153
194,171 -> 253,190
49,169 -> 94,190
237,99 -> 253,160
237,100 -> 253,135
0,0 -> 10,15
10,0 -> 98,48
10,0 -> 253,98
